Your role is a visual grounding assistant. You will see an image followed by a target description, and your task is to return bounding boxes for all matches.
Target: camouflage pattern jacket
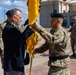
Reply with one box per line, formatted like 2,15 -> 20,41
71,23 -> 76,40
35,26 -> 70,68
0,22 -> 7,54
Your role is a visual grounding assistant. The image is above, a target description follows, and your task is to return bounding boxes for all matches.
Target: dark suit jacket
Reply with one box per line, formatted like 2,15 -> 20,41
2,22 -> 33,72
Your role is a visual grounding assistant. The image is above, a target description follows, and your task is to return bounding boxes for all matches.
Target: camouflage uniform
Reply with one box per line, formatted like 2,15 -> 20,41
70,23 -> 76,56
0,21 -> 7,75
0,26 -> 3,54
0,22 -> 7,55
35,26 -> 71,75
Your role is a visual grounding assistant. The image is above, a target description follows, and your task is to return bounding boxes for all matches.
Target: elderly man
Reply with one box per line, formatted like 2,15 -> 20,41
2,8 -> 32,75
34,13 -> 71,75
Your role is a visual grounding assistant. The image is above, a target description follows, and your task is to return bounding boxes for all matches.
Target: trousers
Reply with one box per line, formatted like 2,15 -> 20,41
48,66 -> 70,75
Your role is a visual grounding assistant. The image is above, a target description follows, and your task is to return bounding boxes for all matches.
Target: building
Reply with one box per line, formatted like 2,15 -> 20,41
40,0 -> 76,28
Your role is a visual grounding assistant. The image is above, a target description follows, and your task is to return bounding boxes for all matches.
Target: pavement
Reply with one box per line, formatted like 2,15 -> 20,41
0,33 -> 76,75
25,54 -> 76,75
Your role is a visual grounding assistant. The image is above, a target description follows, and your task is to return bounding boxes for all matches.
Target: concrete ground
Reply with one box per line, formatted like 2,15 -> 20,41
25,53 -> 76,75
0,53 -> 76,75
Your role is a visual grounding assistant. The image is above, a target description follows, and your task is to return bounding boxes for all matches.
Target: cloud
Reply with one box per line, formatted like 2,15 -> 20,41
0,7 -> 8,12
15,5 -> 28,15
12,0 -> 26,7
0,0 -> 27,14
0,0 -> 28,15
0,0 -> 12,6
0,0 -> 27,7
41,0 -> 47,1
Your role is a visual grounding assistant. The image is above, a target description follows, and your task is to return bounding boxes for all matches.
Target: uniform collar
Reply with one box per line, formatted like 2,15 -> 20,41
52,26 -> 62,32
11,22 -> 19,28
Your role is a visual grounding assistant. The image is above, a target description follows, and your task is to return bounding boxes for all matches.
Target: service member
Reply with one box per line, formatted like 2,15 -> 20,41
34,13 -> 71,75
70,16 -> 76,56
0,21 -> 7,75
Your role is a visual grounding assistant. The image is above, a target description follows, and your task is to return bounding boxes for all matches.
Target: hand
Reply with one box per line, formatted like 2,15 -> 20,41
30,21 -> 38,30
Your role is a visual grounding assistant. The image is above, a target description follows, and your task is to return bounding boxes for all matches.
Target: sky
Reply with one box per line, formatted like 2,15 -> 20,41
0,0 -> 28,24
0,0 -> 76,24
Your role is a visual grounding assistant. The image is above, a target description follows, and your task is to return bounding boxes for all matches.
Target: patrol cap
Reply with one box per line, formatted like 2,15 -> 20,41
73,16 -> 76,20
50,13 -> 64,19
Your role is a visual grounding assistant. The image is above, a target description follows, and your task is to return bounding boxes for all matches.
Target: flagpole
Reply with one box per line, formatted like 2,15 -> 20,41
29,57 -> 33,75
26,0 -> 41,75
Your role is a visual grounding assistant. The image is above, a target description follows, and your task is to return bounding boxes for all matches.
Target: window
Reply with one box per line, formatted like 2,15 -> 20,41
62,19 -> 67,27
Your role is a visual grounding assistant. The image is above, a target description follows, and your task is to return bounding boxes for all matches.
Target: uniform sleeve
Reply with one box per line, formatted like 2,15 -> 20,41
35,42 -> 49,53
39,30 -> 64,44
35,24 -> 53,43
36,24 -> 64,44
0,26 -> 2,38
